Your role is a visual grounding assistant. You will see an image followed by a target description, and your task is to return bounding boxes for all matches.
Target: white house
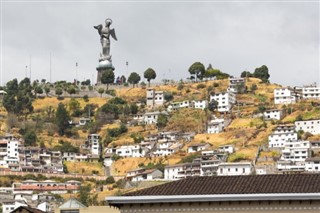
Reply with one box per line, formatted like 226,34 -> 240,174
146,88 -> 164,108
207,117 -> 225,134
274,88 -> 296,105
106,145 -> 143,158
210,91 -> 236,113
280,140 -> 311,162
187,143 -> 211,153
7,140 -> 19,159
167,100 -> 190,112
143,111 -> 168,125
153,140 -> 182,156
268,125 -> 298,148
37,201 -> 51,212
219,144 -> 234,154
87,134 -> 100,155
164,164 -> 186,180
2,200 -> 27,213
200,159 -> 221,176
192,100 -> 208,110
132,113 -> 144,123
228,77 -> 246,93
263,109 -> 283,120
295,119 -> 320,135
62,152 -> 76,161
305,157 -> 320,172
276,160 -> 305,172
131,169 -> 163,182
302,86 -> 320,100
217,162 -> 253,176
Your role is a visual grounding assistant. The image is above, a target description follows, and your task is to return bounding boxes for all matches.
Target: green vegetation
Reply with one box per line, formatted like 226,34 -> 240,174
128,72 -> 141,88
144,68 -> 157,87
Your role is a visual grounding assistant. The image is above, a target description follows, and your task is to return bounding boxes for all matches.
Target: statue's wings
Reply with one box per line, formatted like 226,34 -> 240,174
94,24 -> 103,35
110,28 -> 117,41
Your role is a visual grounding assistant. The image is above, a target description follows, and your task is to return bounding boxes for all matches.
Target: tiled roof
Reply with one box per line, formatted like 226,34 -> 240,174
125,174 -> 320,196
11,206 -> 46,213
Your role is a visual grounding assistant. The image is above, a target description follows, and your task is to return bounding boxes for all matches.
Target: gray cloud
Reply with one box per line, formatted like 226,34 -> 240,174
1,1 -> 319,86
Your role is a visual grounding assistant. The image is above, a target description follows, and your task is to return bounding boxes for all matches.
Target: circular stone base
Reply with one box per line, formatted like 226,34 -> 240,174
96,60 -> 114,71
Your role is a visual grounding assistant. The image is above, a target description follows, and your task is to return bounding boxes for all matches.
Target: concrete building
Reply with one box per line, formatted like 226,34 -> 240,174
276,160 -> 305,172
153,140 -> 182,157
305,157 -> 320,172
228,77 -> 246,93
191,100 -> 208,110
143,111 -> 168,125
146,88 -> 164,108
106,145 -> 143,158
280,140 -> 311,162
127,169 -> 163,182
210,91 -> 236,113
263,109 -> 283,120
187,143 -> 211,153
87,134 -> 101,155
164,164 -> 185,180
219,144 -> 234,154
217,162 -> 253,176
295,119 -> 320,135
274,87 -> 296,105
302,86 -> 320,100
167,100 -> 190,112
207,117 -> 225,134
268,125 -> 298,148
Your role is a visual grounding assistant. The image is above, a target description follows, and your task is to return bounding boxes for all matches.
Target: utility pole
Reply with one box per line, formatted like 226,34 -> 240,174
126,61 -> 128,76
75,62 -> 78,85
50,53 -> 52,83
29,55 -> 32,81
25,66 -> 28,78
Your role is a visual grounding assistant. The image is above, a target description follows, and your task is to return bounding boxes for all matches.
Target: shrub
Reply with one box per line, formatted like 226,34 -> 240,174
250,84 -> 258,91
164,92 -> 174,102
105,176 -> 115,184
177,83 -> 184,90
83,95 -> 89,102
178,153 -> 199,163
105,90 -> 116,96
196,83 -> 206,89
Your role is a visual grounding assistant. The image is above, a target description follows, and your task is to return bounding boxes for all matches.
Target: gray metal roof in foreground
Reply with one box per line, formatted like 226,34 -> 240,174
107,193 -> 320,205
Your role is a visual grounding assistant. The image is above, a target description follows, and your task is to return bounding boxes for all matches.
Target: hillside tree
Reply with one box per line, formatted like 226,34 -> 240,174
55,103 -> 70,136
253,65 -> 270,82
128,72 -> 141,88
144,68 -> 157,87
101,69 -> 115,89
188,62 -> 205,81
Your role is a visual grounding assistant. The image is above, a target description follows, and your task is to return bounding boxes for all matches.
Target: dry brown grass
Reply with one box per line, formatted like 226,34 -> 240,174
111,157 -> 163,176
65,161 -> 104,175
33,97 -> 108,112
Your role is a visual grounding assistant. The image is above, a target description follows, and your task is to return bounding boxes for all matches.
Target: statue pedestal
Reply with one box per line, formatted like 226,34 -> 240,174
96,60 -> 115,85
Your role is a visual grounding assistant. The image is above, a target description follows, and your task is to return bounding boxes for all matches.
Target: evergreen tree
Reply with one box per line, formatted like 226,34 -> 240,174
188,62 -> 205,81
55,103 -> 70,136
144,68 -> 157,87
128,72 -> 141,88
101,69 -> 115,89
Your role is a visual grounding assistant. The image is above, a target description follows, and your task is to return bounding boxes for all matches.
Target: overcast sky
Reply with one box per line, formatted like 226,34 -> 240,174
1,0 -> 319,86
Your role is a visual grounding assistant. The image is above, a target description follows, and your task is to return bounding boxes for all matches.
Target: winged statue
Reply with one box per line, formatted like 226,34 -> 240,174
94,18 -> 117,61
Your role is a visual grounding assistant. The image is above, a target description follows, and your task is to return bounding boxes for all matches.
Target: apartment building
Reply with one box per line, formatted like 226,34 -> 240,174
210,91 -> 236,112
274,87 -> 296,105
